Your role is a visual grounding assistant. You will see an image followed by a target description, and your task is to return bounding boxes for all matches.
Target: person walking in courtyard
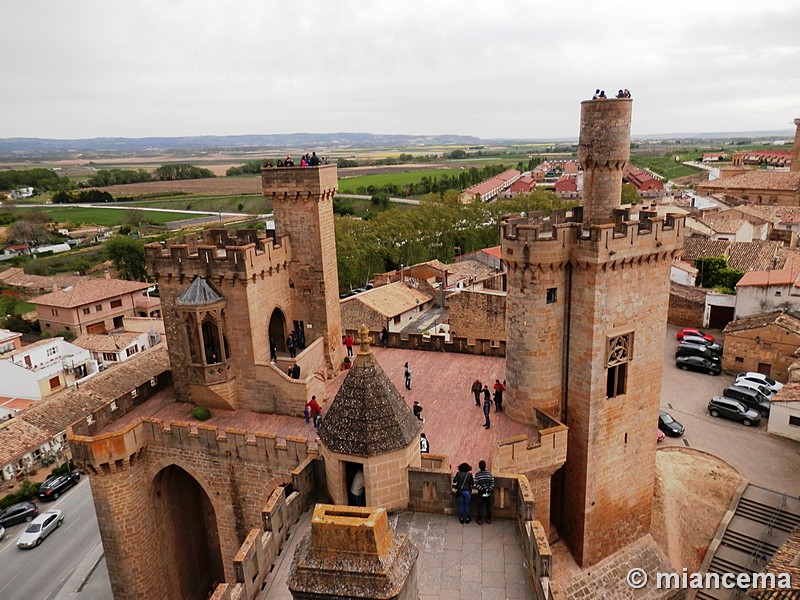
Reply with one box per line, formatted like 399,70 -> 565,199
474,460 -> 495,525
419,433 -> 429,453
305,395 -> 322,429
493,379 -> 505,412
404,362 -> 412,390
483,387 -> 492,429
453,462 -> 474,524
471,379 -> 482,407
287,333 -> 296,358
344,334 -> 354,357
413,400 -> 424,422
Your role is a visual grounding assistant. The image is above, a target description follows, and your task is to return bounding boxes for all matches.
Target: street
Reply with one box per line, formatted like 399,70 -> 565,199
0,477 -> 111,600
661,325 -> 800,496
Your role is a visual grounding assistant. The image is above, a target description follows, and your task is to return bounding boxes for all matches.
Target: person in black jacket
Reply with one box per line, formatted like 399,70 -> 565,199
453,462 -> 474,524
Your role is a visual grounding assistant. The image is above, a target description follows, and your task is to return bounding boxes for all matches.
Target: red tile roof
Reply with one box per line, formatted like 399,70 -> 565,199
736,269 -> 799,288
29,279 -> 150,309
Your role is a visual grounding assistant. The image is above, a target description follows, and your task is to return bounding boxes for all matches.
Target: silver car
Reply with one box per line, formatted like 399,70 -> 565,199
16,510 -> 63,549
735,372 -> 783,394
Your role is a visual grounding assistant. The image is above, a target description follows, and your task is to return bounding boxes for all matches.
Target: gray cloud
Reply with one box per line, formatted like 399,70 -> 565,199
1,0 -> 798,139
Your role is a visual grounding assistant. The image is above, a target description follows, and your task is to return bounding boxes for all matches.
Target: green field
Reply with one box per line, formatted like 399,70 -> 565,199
33,207 -> 196,226
629,156 -> 704,180
338,169 -> 474,193
127,194 -> 268,214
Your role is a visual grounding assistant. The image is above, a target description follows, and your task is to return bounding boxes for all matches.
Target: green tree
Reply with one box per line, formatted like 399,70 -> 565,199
621,183 -> 639,204
105,235 -> 148,281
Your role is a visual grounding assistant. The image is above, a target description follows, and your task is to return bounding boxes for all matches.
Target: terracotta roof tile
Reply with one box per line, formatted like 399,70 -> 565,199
73,333 -> 143,353
702,170 -> 800,192
770,382 -> 800,404
0,268 -> 88,291
748,527 -> 800,598
341,281 -> 432,319
697,215 -> 748,234
723,311 -> 800,336
736,269 -> 799,288
28,279 -> 150,309
683,239 -> 785,272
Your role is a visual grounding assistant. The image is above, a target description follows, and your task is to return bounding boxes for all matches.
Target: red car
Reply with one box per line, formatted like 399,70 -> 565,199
676,328 -> 714,343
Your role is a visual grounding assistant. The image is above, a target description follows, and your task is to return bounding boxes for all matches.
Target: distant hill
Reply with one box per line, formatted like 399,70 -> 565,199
0,133 -> 484,160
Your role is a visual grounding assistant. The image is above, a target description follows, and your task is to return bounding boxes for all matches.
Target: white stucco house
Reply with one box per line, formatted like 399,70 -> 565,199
734,268 -> 800,319
767,382 -> 800,443
0,337 -> 99,400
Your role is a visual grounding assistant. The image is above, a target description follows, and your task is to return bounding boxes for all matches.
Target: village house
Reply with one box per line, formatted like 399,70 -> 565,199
460,168 -> 521,203
0,337 -> 99,400
0,267 -> 87,294
29,277 -> 159,335
0,328 -> 23,355
767,381 -> 800,443
340,280 -> 434,332
622,163 -> 664,193
734,268 -> 800,318
72,330 -> 161,370
721,311 -> 800,381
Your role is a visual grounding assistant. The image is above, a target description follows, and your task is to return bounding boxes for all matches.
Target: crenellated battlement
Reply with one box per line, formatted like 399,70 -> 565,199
68,416 -> 315,476
261,164 -> 338,201
145,228 -> 292,282
500,206 -> 685,267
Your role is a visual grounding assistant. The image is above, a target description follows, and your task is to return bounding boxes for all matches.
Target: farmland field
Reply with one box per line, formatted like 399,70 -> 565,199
94,177 -> 263,196
17,207 -> 197,226
127,194 -> 268,214
338,168 -> 486,193
629,156 -> 704,180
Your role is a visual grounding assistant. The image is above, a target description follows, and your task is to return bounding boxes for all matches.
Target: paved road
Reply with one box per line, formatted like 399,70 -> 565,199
0,477 -> 111,600
661,325 -> 800,496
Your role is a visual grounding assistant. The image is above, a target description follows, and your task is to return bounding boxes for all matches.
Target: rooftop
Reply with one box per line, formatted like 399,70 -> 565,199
704,170 -> 800,192
29,279 -> 151,309
73,332 -> 144,353
0,267 -> 87,291
736,269 -> 800,288
341,281 -> 433,319
723,311 -> 800,337
176,276 -> 225,305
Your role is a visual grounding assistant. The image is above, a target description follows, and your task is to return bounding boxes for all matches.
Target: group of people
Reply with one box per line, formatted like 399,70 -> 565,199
453,460 -> 495,525
592,88 -> 632,100
470,379 -> 505,429
264,151 -> 328,168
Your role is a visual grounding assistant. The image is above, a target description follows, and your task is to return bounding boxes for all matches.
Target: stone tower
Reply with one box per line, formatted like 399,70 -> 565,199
502,97 -> 684,567
263,164 -> 343,374
145,164 -> 343,415
792,118 -> 800,173
319,325 -> 422,512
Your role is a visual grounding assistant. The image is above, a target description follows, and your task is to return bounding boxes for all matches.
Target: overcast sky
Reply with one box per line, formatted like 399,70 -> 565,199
1,1 -> 798,140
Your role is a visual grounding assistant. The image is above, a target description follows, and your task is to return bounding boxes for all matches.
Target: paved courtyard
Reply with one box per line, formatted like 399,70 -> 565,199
264,510 -> 534,600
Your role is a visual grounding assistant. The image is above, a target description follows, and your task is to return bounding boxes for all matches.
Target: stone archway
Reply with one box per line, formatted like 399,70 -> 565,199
269,307 -> 287,353
152,465 -> 224,600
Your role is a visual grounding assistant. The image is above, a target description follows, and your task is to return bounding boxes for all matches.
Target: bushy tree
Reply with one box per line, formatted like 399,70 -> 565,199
105,235 -> 148,281
8,221 -> 50,246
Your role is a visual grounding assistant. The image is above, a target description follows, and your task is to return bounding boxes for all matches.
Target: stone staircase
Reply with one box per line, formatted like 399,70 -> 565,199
692,484 -> 800,600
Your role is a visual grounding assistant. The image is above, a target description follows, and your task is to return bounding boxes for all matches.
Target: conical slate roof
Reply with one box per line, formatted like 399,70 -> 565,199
176,276 -> 225,305
319,326 -> 421,457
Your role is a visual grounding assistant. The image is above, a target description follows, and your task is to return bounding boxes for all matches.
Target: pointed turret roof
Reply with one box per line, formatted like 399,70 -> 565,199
319,325 -> 421,457
176,276 -> 225,305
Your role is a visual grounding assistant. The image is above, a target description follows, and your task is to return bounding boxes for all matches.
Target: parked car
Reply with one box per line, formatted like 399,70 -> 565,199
680,335 -> 723,354
731,378 -> 776,399
677,328 -> 715,343
0,525 -> 5,540
656,429 -> 666,443
708,396 -> 761,426
658,410 -> 685,437
0,502 -> 38,527
675,343 -> 721,363
676,355 -> 722,375
37,471 -> 80,502
16,509 -> 63,549
722,385 -> 771,417
736,372 -> 784,395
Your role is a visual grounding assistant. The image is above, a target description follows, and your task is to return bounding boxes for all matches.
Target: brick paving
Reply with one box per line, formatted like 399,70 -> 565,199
106,347 -> 534,470
264,510 -> 534,600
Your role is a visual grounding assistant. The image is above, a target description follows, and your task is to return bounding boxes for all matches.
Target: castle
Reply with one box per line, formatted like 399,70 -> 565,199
67,96 -> 683,599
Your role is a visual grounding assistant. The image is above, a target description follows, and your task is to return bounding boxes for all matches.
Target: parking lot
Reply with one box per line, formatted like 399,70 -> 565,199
661,325 -> 800,496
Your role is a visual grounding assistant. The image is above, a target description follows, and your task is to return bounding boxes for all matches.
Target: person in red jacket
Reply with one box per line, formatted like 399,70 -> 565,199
344,334 -> 354,357
305,396 -> 322,428
493,379 -> 505,412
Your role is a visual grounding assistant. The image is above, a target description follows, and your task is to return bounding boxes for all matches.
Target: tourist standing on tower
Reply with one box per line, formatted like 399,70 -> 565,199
404,362 -> 412,390
287,333 -> 296,358
453,462 -> 474,524
305,396 -> 322,429
412,400 -> 424,422
344,333 -> 354,357
474,460 -> 495,525
419,433 -> 429,453
482,388 -> 492,429
493,379 -> 505,412
471,379 -> 482,407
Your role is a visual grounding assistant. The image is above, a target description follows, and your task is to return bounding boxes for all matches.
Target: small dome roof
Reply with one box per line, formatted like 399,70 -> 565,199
176,277 -> 225,305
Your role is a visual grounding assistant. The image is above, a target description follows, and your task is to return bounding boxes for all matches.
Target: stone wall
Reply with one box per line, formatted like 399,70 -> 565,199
721,323 -> 800,381
447,289 -> 506,343
340,298 -> 387,332
344,327 -> 506,357
668,284 -> 705,327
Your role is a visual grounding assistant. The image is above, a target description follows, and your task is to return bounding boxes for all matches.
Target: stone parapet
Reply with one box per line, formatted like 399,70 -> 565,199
261,164 -> 338,201
492,411 -> 568,474
145,228 -> 292,283
68,417 -> 315,476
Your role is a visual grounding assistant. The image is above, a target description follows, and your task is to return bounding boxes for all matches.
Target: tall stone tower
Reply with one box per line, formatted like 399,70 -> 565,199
502,97 -> 684,567
263,164 -> 343,374
791,118 -> 800,173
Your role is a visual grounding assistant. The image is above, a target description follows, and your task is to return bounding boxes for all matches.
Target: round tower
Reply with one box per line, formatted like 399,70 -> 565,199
501,217 -> 571,423
578,98 -> 632,224
791,118 -> 800,173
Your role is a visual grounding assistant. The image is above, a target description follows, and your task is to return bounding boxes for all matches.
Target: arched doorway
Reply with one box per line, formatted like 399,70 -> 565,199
269,308 -> 287,353
152,465 -> 224,600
